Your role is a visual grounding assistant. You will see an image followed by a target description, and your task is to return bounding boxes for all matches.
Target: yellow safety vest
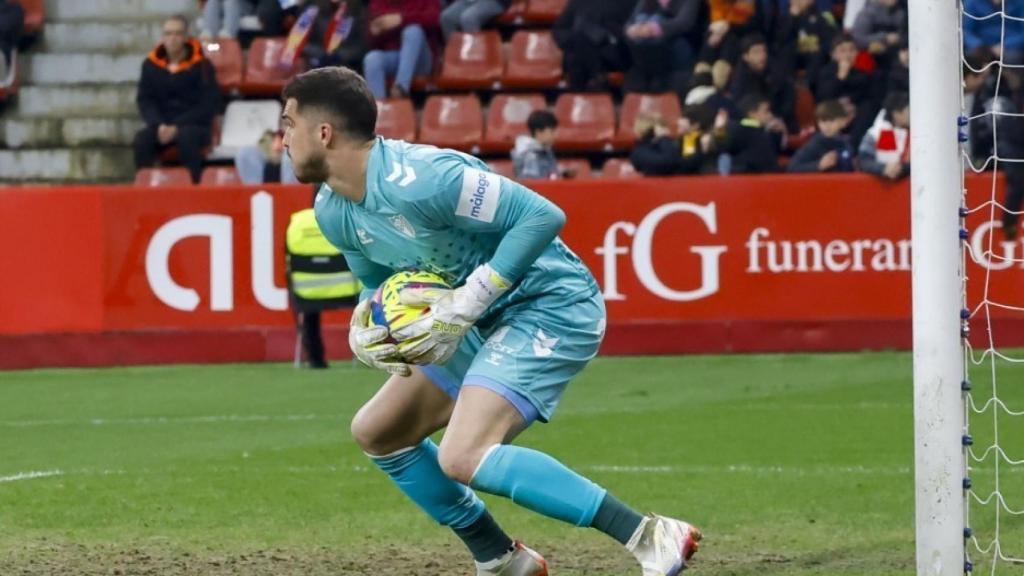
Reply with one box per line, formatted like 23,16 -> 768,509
286,208 -> 361,301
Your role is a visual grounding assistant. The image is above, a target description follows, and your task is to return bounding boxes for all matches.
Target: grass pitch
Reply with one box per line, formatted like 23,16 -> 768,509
1,352 -> 1022,575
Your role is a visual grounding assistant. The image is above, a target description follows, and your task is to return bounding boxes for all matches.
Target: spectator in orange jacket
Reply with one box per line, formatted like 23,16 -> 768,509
362,0 -> 441,99
134,15 -> 221,183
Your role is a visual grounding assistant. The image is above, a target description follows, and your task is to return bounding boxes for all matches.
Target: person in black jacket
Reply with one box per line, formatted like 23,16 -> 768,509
134,15 -> 221,183
623,0 -> 707,94
772,0 -> 837,92
729,33 -> 797,132
815,32 -> 874,145
787,99 -> 854,173
721,92 -> 785,173
630,111 -> 684,176
552,0 -> 635,91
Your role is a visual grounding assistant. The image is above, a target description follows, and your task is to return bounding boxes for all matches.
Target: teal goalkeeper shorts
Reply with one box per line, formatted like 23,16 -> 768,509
420,290 -> 606,424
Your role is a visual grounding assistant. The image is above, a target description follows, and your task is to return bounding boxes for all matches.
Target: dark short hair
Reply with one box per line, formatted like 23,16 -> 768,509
282,67 -> 377,142
740,33 -> 767,55
682,104 -> 714,130
883,91 -> 909,116
527,110 -> 558,134
831,33 -> 855,51
738,93 -> 770,115
815,99 -> 847,121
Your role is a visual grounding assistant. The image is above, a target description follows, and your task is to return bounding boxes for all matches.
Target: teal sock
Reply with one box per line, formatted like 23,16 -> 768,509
590,492 -> 645,545
452,510 -> 514,562
469,444 -> 607,526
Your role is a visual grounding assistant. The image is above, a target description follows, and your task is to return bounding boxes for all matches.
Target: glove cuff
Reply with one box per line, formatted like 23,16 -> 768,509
465,263 -> 510,308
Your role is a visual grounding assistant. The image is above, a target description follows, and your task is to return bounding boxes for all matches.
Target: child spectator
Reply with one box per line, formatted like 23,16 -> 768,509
551,0 -> 634,91
134,15 -> 222,183
720,93 -> 785,173
678,104 -> 719,174
363,0 -> 441,99
772,0 -> 836,90
623,0 -> 706,94
816,33 -> 875,143
730,33 -> 797,132
851,0 -> 906,59
787,99 -> 854,173
858,90 -> 910,181
631,112 -> 684,176
511,110 -> 561,180
440,0 -> 510,40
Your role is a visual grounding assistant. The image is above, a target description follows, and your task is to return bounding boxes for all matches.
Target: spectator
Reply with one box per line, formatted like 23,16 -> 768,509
440,0 -> 510,40
302,0 -> 368,70
964,0 -> 1024,67
254,0 -> 304,36
0,0 -> 23,79
236,128 -> 300,184
631,112 -> 684,176
858,90 -> 910,181
623,0 -> 706,94
720,92 -> 785,173
816,33 -> 872,140
200,0 -> 256,39
511,110 -> 561,180
552,0 -> 635,91
787,99 -> 854,173
772,0 -> 837,90
699,0 -> 758,65
678,104 -> 719,174
729,33 -> 797,132
134,15 -> 222,183
887,42 -> 908,93
851,0 -> 906,60
684,70 -> 737,119
362,0 -> 441,99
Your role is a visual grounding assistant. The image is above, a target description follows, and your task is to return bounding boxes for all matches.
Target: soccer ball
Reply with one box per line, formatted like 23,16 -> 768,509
369,270 -> 450,346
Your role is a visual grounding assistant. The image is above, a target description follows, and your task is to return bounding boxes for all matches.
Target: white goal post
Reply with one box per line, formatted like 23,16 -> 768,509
910,0 -> 967,574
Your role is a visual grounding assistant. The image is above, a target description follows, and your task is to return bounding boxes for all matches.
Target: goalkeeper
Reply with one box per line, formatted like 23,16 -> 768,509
282,66 -> 701,576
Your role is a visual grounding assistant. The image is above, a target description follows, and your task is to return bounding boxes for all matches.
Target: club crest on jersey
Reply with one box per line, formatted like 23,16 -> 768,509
457,167 -> 501,223
389,214 -> 416,238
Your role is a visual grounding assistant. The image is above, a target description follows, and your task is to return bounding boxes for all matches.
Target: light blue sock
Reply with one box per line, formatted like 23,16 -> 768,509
369,439 -> 485,529
469,444 -> 607,527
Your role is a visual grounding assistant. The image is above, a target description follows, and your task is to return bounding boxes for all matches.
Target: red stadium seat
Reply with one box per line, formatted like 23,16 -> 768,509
488,159 -> 516,179
481,93 -> 546,153
523,0 -> 567,23
437,31 -> 504,90
557,158 -> 591,179
376,98 -> 417,141
419,94 -> 483,152
241,37 -> 304,96
602,158 -> 640,179
503,30 -> 563,89
616,93 -> 683,148
135,167 -> 194,187
495,0 -> 527,25
203,38 -> 244,93
200,166 -> 241,186
16,0 -> 44,36
553,93 -> 615,152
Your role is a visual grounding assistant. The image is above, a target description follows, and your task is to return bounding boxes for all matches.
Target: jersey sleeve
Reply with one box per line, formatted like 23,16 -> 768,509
407,155 -> 566,282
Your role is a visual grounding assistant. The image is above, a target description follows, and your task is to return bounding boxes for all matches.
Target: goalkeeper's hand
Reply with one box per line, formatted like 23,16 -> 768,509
349,298 -> 411,377
392,264 -> 509,365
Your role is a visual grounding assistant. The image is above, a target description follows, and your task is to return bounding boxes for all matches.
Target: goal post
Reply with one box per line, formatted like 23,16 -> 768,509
910,0 -> 966,574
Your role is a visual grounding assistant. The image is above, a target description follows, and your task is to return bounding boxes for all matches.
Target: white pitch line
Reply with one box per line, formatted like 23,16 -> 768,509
1,414 -> 343,428
0,470 -> 63,483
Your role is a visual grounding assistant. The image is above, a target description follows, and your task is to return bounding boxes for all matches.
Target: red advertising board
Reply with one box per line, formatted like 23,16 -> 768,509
1,173 -> 1021,368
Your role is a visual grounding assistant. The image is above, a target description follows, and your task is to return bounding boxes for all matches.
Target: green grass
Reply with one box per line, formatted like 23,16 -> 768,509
1,352 -> 1022,575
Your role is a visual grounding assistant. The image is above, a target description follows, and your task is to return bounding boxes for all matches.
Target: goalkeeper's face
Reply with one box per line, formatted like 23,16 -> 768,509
281,98 -> 329,183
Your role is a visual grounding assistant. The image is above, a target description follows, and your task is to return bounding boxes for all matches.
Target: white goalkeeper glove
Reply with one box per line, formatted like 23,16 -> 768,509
348,298 -> 411,377
392,264 -> 510,365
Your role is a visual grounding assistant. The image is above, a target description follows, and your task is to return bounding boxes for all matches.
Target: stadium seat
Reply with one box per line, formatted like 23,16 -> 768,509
795,85 -> 817,131
616,93 -> 683,148
488,159 -> 516,179
602,158 -> 640,178
135,167 -> 193,187
241,37 -> 304,96
495,0 -> 527,25
209,100 -> 282,160
419,94 -> 483,153
503,30 -> 563,89
376,98 -> 417,142
523,0 -> 567,23
200,166 -> 242,186
203,38 -> 244,93
17,0 -> 44,36
436,31 -> 504,90
558,158 -> 591,179
553,93 -> 616,152
481,93 -> 546,153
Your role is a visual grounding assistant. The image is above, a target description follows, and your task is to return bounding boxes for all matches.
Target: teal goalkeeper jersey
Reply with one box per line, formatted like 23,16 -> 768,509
313,137 -> 598,320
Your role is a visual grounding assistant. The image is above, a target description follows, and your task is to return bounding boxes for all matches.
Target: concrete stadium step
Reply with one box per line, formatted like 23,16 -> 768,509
14,85 -> 138,118
1,116 -> 142,148
47,0 -> 196,22
24,53 -> 145,85
42,21 -> 163,53
0,148 -> 135,182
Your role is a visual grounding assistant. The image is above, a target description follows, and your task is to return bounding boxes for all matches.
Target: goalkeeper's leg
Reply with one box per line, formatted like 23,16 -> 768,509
351,367 -> 517,566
